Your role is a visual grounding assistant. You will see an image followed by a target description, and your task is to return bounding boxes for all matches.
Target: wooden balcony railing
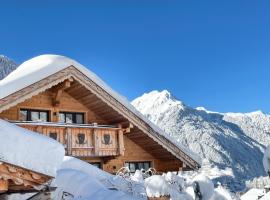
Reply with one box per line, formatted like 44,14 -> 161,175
11,121 -> 125,157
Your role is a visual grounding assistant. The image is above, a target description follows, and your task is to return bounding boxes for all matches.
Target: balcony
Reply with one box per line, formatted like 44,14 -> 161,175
11,121 -> 125,158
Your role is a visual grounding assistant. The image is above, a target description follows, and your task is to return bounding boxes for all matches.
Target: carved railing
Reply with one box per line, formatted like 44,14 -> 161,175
12,121 -> 125,157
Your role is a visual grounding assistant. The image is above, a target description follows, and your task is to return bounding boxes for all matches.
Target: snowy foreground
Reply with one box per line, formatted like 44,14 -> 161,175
0,119 -> 235,200
7,156 -> 237,200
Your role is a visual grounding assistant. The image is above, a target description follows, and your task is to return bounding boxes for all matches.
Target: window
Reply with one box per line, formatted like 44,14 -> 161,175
49,132 -> 58,140
125,161 -> 151,173
90,162 -> 102,169
20,109 -> 49,122
59,112 -> 84,124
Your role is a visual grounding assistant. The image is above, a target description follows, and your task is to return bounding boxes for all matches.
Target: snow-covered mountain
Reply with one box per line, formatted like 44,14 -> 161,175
0,55 -> 18,80
132,90 -> 270,191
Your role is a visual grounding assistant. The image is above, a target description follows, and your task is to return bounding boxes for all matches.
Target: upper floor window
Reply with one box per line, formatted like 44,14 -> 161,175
20,109 -> 49,122
59,112 -> 84,124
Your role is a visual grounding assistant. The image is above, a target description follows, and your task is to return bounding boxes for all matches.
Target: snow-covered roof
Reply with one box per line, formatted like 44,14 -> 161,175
0,54 -> 201,166
0,119 -> 65,176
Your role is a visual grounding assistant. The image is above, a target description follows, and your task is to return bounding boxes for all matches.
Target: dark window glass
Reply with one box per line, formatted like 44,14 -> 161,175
66,113 -> 73,123
144,162 -> 150,170
20,109 -> 49,122
59,112 -> 84,124
40,112 -> 48,122
49,132 -> 58,140
76,113 -> 84,124
90,162 -> 102,169
31,111 -> 39,121
125,161 -> 151,173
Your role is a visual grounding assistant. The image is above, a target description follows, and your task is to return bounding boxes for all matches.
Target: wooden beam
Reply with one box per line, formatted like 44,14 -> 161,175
123,122 -> 134,134
94,129 -> 99,155
53,89 -> 63,106
118,125 -> 125,156
0,179 -> 8,193
52,78 -> 74,92
52,78 -> 74,106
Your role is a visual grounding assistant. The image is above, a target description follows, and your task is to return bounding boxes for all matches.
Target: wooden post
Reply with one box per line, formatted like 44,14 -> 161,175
94,129 -> 99,156
0,179 -> 8,193
118,124 -> 125,156
66,128 -> 72,155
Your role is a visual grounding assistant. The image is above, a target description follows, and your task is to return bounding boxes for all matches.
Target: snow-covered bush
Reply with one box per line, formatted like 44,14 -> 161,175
144,175 -> 170,197
192,174 -> 214,200
131,170 -> 144,183
210,186 -> 234,200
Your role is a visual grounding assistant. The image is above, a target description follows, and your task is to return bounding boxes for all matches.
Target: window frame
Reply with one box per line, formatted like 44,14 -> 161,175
20,109 -> 50,122
59,111 -> 85,124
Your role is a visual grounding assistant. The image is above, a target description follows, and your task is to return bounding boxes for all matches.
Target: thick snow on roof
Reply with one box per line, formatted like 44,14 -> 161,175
0,119 -> 65,176
0,54 -> 201,166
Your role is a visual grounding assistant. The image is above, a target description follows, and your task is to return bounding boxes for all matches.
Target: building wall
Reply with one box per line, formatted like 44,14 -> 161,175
0,89 -> 183,173
84,136 -> 183,173
0,90 -> 106,124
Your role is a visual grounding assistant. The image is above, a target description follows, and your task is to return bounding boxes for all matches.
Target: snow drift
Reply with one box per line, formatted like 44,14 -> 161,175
0,119 -> 65,176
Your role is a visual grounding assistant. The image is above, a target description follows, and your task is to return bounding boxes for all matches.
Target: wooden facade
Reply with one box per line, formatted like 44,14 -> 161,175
0,65 -> 200,177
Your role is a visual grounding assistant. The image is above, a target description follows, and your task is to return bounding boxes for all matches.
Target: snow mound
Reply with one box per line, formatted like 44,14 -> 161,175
193,175 -> 214,200
144,175 -> 169,197
60,156 -> 112,182
241,188 -> 264,200
0,119 -> 64,176
211,186 -> 234,200
131,170 -> 144,183
260,191 -> 270,200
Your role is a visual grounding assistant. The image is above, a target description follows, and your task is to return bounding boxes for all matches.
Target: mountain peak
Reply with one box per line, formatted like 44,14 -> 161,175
133,90 -> 270,191
132,90 -> 186,111
0,55 -> 18,80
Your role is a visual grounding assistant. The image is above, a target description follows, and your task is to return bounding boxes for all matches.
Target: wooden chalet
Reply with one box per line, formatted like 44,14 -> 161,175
0,55 -> 201,178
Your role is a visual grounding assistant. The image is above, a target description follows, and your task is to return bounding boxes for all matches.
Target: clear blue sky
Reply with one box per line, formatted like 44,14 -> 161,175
1,0 -> 270,113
